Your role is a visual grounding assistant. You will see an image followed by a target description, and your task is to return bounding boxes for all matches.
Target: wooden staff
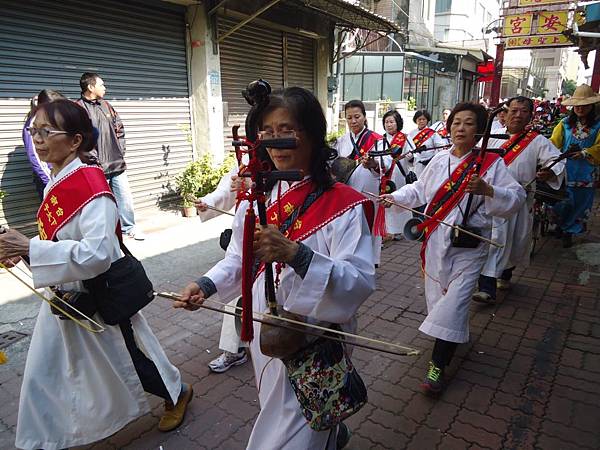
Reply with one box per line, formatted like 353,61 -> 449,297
185,195 -> 236,217
156,292 -> 420,357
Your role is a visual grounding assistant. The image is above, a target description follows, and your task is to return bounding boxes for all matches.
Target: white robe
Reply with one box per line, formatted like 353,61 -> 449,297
204,180 -> 376,450
390,149 -> 525,343
16,158 -> 181,450
333,128 -> 382,263
491,121 -> 507,134
432,121 -> 451,145
333,128 -> 381,196
481,134 -> 565,277
374,132 -> 412,235
407,127 -> 446,177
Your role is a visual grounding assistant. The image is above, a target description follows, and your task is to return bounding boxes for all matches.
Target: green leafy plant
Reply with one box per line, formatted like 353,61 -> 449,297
326,128 -> 345,146
407,96 -> 417,111
175,153 -> 236,207
0,190 -> 5,200
562,79 -> 577,97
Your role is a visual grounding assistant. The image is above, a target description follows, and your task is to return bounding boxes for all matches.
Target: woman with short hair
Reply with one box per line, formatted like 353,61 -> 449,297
407,109 -> 446,177
375,110 -> 412,239
382,102 -> 525,395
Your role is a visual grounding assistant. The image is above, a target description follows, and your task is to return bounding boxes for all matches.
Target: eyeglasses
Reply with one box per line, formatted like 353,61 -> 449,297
258,130 -> 301,140
27,127 -> 69,140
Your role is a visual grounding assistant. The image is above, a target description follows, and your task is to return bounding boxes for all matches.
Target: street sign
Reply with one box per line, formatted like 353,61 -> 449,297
537,10 -> 568,34
503,13 -> 533,36
506,34 -> 570,48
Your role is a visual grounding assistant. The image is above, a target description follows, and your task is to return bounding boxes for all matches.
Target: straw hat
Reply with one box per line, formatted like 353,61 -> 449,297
562,84 -> 600,106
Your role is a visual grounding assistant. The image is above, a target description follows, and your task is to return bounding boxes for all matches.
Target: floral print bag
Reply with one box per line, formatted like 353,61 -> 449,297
282,335 -> 368,431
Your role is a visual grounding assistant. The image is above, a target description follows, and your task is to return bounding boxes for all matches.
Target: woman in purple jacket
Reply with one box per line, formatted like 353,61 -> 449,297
23,89 -> 66,199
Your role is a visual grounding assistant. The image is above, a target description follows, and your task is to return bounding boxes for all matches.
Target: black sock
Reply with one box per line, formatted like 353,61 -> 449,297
432,338 -> 458,368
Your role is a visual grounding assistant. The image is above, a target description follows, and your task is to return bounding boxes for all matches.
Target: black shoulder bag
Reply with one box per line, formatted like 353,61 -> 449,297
84,238 -> 155,325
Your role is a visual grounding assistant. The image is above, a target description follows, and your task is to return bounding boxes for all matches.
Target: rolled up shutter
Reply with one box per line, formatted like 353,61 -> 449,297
0,0 -> 192,234
218,15 -> 315,147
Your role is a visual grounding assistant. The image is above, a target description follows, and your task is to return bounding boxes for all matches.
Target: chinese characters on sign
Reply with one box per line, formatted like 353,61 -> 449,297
502,9 -> 571,48
506,34 -> 570,48
504,13 -> 533,36
537,11 -> 568,34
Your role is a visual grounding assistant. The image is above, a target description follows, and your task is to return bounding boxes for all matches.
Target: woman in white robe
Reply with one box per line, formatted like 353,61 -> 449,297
175,87 -> 376,449
475,96 -> 565,303
0,101 -> 188,450
374,110 -> 412,238
406,109 -> 446,178
194,161 -> 250,372
432,108 -> 452,146
382,102 -> 525,396
332,100 -> 382,264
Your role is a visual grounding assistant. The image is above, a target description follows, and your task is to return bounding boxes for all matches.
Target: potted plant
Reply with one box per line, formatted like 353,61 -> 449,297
175,153 -> 236,217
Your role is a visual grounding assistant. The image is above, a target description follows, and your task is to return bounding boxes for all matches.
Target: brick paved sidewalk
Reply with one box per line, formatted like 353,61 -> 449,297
1,213 -> 600,449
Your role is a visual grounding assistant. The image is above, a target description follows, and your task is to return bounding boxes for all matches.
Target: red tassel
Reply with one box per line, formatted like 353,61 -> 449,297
373,202 -> 387,237
240,207 -> 255,342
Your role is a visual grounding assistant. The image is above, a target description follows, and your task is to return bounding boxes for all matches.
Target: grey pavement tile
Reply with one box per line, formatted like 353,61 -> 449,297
2,208 -> 600,449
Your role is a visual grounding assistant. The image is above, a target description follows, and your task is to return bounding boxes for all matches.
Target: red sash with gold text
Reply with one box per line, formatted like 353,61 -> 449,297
36,166 -> 114,240
418,152 -> 500,269
388,132 -> 407,155
501,130 -> 538,167
413,128 -> 435,148
254,179 -> 374,279
350,130 -> 382,160
379,132 -> 408,193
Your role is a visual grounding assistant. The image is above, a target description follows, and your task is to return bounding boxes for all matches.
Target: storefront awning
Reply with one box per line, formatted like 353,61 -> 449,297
212,0 -> 400,43
409,45 -> 492,62
290,0 -> 400,33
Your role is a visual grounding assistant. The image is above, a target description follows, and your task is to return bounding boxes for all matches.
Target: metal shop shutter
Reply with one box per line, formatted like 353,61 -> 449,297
286,33 -> 315,93
218,16 -> 315,142
218,16 -> 285,119
0,0 -> 192,234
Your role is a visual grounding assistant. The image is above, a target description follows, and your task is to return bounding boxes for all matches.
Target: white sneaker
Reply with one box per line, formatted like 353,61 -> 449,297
472,291 -> 495,304
208,350 -> 248,373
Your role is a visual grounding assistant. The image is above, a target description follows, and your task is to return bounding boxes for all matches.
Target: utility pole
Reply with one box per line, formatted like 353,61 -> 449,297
490,42 -> 504,106
592,50 -> 600,91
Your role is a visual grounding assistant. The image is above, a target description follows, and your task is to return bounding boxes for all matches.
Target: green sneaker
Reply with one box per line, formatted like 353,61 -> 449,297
421,361 -> 444,395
